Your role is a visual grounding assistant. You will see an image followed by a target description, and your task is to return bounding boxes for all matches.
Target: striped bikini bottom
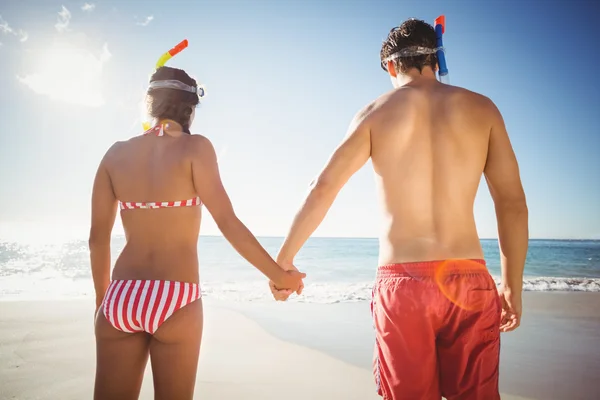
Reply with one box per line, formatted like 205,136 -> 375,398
102,280 -> 202,334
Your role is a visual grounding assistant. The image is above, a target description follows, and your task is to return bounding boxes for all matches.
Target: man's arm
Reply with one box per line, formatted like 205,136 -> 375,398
277,106 -> 373,264
190,136 -> 305,291
484,101 -> 529,291
89,150 -> 118,310
483,100 -> 529,331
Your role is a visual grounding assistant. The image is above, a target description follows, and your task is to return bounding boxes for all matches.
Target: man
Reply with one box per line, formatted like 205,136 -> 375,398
271,18 -> 528,400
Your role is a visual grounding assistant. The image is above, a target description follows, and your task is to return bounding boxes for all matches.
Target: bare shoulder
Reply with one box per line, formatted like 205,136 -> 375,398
186,133 -> 213,149
351,99 -> 380,127
185,134 -> 217,160
454,86 -> 501,117
350,92 -> 396,130
371,85 -> 432,113
100,140 -> 127,166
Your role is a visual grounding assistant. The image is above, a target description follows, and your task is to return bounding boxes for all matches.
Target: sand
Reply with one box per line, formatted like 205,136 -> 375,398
0,300 -> 378,400
1,293 -> 599,399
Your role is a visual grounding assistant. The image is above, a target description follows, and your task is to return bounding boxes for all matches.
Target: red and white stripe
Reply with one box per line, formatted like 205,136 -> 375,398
102,280 -> 201,334
145,124 -> 165,137
119,197 -> 201,210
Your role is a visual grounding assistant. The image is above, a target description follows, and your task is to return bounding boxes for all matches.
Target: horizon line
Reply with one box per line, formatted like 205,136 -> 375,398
196,235 -> 599,241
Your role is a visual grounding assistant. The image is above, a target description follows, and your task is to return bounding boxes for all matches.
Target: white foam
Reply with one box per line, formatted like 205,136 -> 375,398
519,277 -> 600,292
1,276 -> 599,303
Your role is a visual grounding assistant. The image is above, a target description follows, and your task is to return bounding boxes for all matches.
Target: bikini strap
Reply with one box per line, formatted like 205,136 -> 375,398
144,125 -> 164,137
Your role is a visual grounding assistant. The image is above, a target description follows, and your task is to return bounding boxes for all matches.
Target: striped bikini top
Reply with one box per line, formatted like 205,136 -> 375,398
118,124 -> 201,211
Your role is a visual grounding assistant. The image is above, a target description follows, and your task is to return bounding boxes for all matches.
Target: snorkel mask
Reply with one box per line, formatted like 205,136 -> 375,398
381,15 -> 450,84
142,39 -> 207,131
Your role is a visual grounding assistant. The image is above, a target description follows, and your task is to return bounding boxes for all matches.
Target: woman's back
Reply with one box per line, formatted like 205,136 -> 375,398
90,64 -> 304,400
105,126 -> 203,282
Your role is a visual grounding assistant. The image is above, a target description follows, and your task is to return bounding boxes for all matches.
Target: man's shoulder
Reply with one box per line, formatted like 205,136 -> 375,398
352,89 -> 421,130
447,85 -> 496,108
354,92 -> 397,124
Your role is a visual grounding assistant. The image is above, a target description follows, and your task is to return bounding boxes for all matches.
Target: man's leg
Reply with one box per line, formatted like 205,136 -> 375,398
437,264 -> 502,400
372,265 -> 440,400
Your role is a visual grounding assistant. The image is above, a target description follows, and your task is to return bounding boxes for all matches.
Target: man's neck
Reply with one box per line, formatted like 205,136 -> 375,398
397,68 -> 439,86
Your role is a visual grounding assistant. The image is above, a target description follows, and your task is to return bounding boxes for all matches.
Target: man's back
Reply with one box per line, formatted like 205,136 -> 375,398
369,81 -> 495,264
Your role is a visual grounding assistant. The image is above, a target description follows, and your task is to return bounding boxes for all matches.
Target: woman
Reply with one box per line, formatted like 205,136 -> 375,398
89,66 -> 305,400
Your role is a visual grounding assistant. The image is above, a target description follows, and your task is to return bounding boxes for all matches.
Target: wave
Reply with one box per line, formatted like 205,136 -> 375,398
194,276 -> 600,304
520,277 -> 600,292
1,276 -> 599,303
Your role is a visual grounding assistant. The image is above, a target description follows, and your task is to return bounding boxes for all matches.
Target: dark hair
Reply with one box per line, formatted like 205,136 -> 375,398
380,18 -> 438,74
146,66 -> 199,134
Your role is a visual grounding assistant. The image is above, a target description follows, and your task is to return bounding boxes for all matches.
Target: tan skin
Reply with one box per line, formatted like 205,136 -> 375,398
89,119 -> 305,400
273,63 -> 528,333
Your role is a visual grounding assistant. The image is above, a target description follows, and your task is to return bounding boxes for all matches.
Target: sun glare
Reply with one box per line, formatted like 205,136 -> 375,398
18,42 -> 111,107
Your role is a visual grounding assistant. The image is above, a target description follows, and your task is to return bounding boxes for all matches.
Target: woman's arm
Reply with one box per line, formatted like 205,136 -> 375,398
189,136 -> 305,292
89,150 -> 118,310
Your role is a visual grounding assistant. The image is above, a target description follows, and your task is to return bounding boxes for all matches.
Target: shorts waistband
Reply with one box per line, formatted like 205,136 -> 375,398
377,259 -> 487,279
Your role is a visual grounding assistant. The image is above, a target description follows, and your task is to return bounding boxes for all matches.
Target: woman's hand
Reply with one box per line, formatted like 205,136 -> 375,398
269,261 -> 304,301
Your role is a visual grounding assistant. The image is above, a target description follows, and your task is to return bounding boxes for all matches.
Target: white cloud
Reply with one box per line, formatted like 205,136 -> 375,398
82,3 -> 96,12
136,15 -> 154,27
55,6 -> 71,32
18,42 -> 112,107
0,15 -> 28,42
0,16 -> 12,34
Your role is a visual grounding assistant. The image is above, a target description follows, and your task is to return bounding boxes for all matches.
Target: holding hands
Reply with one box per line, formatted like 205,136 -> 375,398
269,258 -> 304,301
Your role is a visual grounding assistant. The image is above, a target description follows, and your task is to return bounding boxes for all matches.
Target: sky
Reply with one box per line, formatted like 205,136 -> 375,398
0,0 -> 598,242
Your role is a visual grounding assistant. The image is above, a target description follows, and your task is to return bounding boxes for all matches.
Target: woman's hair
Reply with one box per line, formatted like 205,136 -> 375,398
146,66 -> 200,134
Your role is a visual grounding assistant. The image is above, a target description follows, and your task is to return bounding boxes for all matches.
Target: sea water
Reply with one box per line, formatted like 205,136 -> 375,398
1,236 -> 598,302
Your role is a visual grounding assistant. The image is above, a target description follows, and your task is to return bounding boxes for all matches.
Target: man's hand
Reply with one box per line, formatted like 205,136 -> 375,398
269,261 -> 304,301
498,286 -> 522,332
269,263 -> 306,301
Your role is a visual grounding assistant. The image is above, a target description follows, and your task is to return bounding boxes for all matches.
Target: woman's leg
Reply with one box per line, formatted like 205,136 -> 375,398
150,299 -> 203,400
94,310 -> 151,400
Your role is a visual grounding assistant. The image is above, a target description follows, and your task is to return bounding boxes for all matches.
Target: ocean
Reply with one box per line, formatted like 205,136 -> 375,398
1,236 -> 599,302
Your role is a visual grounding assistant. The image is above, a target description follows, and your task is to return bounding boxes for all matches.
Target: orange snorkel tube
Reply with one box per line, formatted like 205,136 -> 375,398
142,39 -> 190,131
155,39 -> 189,69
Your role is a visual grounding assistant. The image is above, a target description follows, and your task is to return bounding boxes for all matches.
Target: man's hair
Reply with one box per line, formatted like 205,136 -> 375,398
380,18 -> 438,74
146,66 -> 200,134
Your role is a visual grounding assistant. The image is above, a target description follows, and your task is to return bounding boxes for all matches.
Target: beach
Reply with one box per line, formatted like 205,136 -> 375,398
0,299 -> 378,400
1,292 -> 599,399
1,237 -> 599,398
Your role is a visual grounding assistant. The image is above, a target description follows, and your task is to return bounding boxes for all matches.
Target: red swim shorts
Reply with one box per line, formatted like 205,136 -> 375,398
371,259 -> 501,400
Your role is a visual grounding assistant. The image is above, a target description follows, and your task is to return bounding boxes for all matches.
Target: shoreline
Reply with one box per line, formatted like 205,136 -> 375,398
2,281 -> 600,306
